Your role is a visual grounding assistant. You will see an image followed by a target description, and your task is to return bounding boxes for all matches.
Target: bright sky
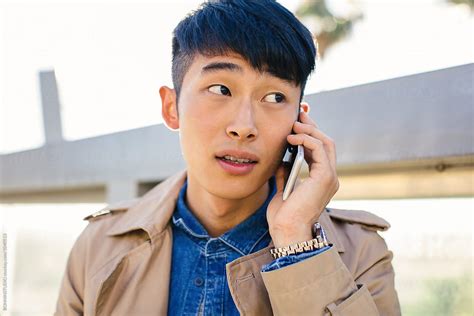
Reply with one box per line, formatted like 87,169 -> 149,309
0,0 -> 472,154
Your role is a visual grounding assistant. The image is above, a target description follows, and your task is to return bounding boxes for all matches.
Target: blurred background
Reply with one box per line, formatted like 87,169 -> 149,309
0,0 -> 473,315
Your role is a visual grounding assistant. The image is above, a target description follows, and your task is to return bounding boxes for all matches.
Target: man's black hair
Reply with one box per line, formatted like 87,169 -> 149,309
171,0 -> 317,102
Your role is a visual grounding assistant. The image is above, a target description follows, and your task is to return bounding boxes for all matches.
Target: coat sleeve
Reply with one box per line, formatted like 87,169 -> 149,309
54,226 -> 89,315
260,229 -> 401,316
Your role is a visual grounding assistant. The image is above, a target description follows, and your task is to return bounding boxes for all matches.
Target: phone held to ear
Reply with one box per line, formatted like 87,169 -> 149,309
282,144 -> 304,201
280,104 -> 305,200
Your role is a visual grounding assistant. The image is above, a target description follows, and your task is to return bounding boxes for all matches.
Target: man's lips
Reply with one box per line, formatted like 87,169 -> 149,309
214,149 -> 259,163
216,155 -> 257,175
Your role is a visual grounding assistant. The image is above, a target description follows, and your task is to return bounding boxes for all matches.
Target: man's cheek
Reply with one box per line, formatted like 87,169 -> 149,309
189,114 -> 218,134
262,141 -> 287,173
271,134 -> 290,157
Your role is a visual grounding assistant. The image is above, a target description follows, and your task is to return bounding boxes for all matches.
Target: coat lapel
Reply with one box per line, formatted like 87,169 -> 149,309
92,169 -> 186,315
93,226 -> 174,315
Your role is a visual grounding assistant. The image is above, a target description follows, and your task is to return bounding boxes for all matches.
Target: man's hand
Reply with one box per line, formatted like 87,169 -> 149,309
267,103 -> 339,248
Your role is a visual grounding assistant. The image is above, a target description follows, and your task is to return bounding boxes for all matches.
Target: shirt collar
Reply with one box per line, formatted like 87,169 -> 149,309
172,179 -> 209,238
172,175 -> 277,256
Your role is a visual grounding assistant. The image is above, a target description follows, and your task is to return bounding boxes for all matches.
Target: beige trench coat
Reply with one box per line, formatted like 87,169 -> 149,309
55,169 -> 401,315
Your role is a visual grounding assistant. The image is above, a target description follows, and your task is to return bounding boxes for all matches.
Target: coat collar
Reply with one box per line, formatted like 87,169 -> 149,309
104,169 -> 345,253
105,169 -> 187,239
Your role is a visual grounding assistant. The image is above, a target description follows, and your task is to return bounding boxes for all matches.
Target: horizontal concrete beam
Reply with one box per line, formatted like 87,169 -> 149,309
333,165 -> 473,200
0,124 -> 184,194
304,63 -> 473,165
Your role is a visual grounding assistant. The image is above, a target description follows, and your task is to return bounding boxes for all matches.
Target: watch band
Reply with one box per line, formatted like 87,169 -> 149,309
270,222 -> 329,259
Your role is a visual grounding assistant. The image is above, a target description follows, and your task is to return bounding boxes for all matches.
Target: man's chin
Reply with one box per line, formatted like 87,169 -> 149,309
207,172 -> 271,199
188,161 -> 272,197
209,185 -> 263,200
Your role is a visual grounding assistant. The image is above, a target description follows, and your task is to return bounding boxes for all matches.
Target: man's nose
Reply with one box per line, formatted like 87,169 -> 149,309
226,100 -> 258,141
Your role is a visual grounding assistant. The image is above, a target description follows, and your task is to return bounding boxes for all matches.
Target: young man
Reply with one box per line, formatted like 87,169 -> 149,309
56,0 -> 401,315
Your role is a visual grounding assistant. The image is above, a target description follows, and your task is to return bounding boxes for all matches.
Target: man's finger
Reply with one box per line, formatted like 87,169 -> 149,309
292,121 -> 337,171
287,133 -> 331,169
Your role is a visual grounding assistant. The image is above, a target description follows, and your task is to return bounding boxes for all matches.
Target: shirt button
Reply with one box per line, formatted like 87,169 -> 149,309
194,277 -> 204,287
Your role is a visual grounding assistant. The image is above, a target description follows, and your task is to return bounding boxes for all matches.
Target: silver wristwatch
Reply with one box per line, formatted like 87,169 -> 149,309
270,222 -> 329,259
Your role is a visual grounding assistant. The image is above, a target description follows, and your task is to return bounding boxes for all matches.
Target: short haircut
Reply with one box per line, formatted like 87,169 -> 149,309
171,0 -> 317,102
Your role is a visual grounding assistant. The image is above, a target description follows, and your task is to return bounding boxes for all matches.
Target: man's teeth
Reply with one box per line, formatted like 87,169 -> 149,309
223,155 -> 253,163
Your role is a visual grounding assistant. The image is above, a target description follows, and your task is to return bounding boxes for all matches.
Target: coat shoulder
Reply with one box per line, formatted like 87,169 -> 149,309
325,207 -> 390,232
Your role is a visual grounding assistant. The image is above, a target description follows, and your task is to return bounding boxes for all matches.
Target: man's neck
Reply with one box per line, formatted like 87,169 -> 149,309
185,175 -> 270,237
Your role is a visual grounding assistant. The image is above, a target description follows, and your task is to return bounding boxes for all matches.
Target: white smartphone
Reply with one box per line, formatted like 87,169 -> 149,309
282,144 -> 304,201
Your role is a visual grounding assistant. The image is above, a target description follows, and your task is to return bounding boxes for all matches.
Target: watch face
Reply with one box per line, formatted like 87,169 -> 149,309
312,222 -> 328,242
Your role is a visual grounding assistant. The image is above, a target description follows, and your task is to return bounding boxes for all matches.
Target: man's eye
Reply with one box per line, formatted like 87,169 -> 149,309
208,85 -> 231,96
263,93 -> 285,103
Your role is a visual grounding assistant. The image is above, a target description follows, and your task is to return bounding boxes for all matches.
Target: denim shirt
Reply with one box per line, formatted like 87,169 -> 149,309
167,176 -> 331,315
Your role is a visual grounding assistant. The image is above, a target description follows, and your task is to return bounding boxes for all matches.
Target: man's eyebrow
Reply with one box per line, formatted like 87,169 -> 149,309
201,62 -> 243,74
200,61 -> 297,87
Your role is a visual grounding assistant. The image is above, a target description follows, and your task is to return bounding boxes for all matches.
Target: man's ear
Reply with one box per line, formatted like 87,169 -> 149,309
159,86 -> 179,131
300,101 -> 310,114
